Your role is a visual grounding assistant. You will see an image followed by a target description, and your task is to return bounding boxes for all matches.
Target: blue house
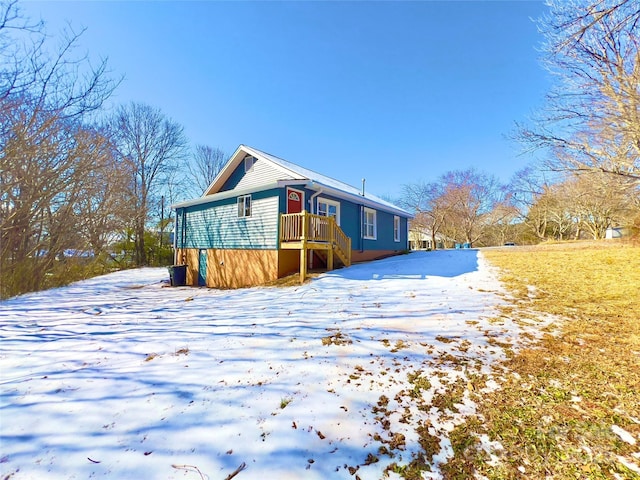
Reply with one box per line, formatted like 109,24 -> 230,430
171,145 -> 412,287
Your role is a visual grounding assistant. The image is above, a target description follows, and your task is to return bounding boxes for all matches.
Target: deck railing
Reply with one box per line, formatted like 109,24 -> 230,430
280,211 -> 351,267
333,222 -> 351,265
280,211 -> 331,243
280,212 -> 304,242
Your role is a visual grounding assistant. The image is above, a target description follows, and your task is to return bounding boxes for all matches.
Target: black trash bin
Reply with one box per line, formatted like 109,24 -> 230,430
168,265 -> 187,286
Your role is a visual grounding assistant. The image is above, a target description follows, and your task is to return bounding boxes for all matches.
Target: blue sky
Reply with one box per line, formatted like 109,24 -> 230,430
23,0 -> 551,201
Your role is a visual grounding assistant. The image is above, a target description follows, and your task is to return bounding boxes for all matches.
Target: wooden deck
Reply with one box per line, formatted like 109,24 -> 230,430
280,211 -> 352,283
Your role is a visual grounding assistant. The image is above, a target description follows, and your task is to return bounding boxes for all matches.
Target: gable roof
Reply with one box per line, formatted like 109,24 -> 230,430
174,145 -> 412,217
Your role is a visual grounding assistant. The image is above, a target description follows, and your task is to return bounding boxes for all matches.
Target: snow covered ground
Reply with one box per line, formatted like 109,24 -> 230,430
1,250 -> 541,479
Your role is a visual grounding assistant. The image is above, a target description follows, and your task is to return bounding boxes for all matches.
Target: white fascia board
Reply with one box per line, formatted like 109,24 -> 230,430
171,182 -> 281,209
191,144 -> 412,217
202,145 -> 307,197
276,179 -> 310,188
282,179 -> 411,217
201,145 -> 249,196
177,175 -> 412,218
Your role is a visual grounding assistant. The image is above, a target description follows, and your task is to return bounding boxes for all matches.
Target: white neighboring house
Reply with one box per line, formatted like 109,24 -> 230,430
605,226 -> 629,239
408,228 -> 448,250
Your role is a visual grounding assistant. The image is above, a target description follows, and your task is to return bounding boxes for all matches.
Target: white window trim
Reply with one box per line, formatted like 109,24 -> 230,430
237,194 -> 251,218
363,207 -> 377,240
316,197 -> 341,225
394,215 -> 401,242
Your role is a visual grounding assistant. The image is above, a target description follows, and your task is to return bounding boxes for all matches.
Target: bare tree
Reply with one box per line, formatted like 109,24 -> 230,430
1,0 -> 118,298
1,1 -> 114,124
482,203 -> 520,245
403,170 -> 508,247
525,193 -> 553,240
508,166 -> 557,240
187,144 -> 227,197
514,1 -> 640,239
518,0 -> 640,181
0,0 -> 41,105
438,169 -> 506,246
543,183 -> 577,240
515,168 -> 638,241
1,111 -> 123,296
109,102 -> 188,266
401,181 -> 449,249
566,172 -> 637,238
72,134 -> 133,253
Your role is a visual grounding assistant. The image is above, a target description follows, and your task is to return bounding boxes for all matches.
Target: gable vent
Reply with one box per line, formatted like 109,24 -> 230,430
244,155 -> 255,173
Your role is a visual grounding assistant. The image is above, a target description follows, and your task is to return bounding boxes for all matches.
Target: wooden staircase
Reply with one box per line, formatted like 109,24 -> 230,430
312,249 -> 341,269
280,211 -> 352,283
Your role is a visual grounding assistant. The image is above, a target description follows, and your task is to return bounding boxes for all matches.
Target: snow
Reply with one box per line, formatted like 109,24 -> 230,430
612,425 -> 637,446
617,456 -> 640,475
1,250 -> 539,479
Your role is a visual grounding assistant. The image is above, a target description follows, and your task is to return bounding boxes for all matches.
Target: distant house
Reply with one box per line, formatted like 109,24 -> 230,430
408,228 -> 448,250
605,226 -> 629,239
171,145 -> 413,287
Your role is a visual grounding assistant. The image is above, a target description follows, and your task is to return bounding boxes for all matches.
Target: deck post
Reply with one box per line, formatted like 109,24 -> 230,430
300,248 -> 307,284
327,218 -> 335,271
300,210 -> 308,284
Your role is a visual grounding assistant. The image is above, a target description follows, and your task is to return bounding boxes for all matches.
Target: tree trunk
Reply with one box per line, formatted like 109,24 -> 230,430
135,220 -> 147,266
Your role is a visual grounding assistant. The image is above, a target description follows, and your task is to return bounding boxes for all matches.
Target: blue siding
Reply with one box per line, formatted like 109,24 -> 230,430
339,202 -> 402,251
176,189 -> 280,250
286,190 -> 410,252
176,186 -> 410,252
278,185 -> 309,212
368,210 -> 408,250
220,164 -> 245,192
337,200 -> 361,244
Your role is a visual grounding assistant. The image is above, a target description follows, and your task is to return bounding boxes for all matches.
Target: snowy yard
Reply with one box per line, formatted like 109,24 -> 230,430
1,250 -> 544,479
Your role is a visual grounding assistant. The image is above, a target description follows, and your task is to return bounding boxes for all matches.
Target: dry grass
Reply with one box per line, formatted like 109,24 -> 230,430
442,241 -> 640,479
263,272 -> 320,287
321,329 -> 353,346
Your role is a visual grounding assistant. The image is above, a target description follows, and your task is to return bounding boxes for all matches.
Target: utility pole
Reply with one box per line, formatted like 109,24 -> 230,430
160,195 -> 165,250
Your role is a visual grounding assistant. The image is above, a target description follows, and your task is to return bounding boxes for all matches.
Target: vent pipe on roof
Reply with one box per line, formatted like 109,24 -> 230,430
361,178 -> 366,196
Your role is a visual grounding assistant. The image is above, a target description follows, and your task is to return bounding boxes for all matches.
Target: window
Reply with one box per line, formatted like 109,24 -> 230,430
394,216 -> 401,242
244,156 -> 255,173
363,208 -> 377,240
237,195 -> 251,217
317,198 -> 340,225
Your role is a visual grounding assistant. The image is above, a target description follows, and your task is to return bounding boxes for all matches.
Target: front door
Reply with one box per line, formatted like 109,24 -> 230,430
287,188 -> 304,214
198,249 -> 207,286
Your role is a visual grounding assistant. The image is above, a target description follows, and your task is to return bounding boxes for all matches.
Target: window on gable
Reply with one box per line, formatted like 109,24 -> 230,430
317,198 -> 340,225
244,156 -> 255,173
363,208 -> 377,240
237,195 -> 251,218
394,216 -> 401,242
